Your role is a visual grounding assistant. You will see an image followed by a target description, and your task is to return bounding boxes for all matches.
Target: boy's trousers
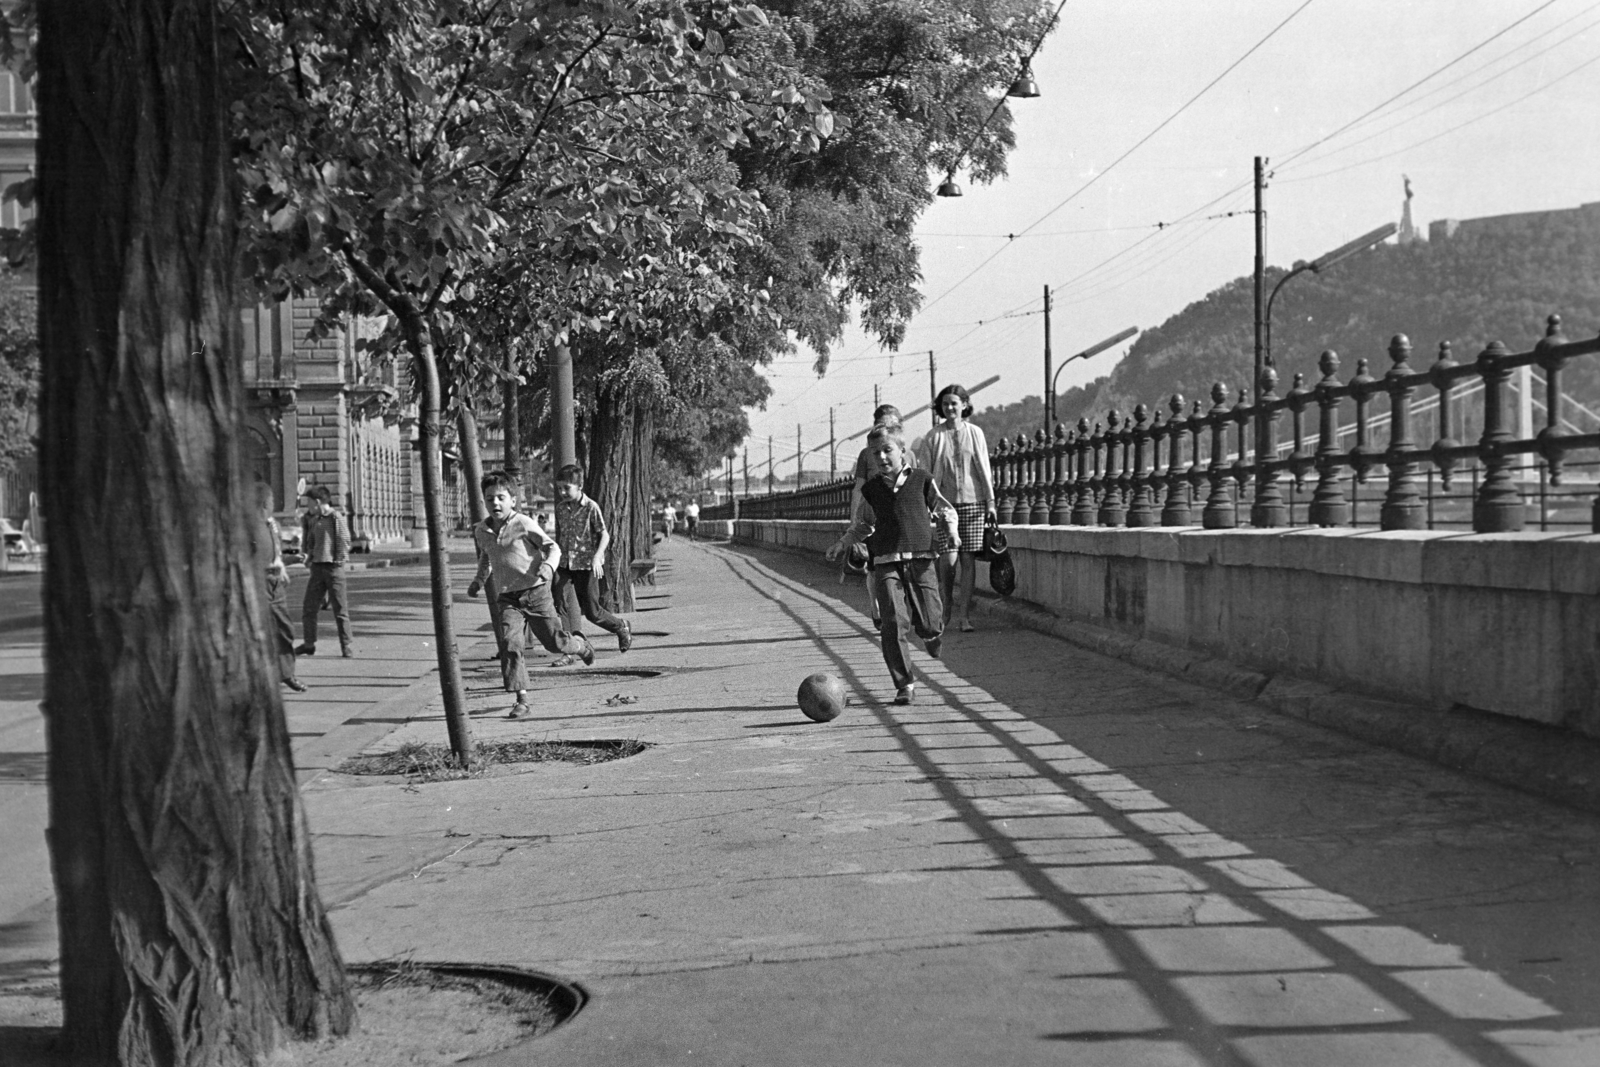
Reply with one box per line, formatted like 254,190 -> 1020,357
302,561 -> 352,651
874,558 -> 944,690
554,567 -> 626,638
495,583 -> 592,691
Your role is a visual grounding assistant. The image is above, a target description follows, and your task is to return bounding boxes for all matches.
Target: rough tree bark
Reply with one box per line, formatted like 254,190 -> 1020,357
586,381 -> 656,613
36,2 -> 354,1062
458,403 -> 487,525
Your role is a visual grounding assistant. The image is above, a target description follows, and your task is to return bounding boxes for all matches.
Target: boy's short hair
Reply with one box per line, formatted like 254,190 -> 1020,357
307,485 -> 332,504
866,425 -> 905,451
873,413 -> 903,433
872,403 -> 902,423
556,463 -> 584,485
480,470 -> 518,497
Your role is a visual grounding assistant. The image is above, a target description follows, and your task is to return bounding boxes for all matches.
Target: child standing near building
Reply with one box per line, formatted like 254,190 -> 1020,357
296,485 -> 354,657
826,425 -> 960,706
467,471 -> 595,719
552,464 -> 632,662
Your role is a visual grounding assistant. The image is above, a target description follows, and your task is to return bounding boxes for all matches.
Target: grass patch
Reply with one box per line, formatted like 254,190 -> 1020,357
337,738 -> 647,781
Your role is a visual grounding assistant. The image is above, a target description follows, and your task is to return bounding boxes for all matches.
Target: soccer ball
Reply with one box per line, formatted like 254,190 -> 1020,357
797,672 -> 848,723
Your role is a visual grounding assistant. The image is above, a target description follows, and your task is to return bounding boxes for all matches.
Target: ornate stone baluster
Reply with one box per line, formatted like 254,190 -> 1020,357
1309,350 -> 1350,527
1287,372 -> 1313,491
1533,315 -> 1571,485
1088,420 -> 1106,521
1202,383 -> 1236,528
1072,418 -> 1096,525
1013,433 -> 1032,526
1231,387 -> 1252,504
1472,340 -> 1525,532
994,438 -> 1012,524
1162,394 -> 1190,525
1251,367 -> 1287,527
1380,334 -> 1425,530
1186,399 -> 1207,517
1127,404 -> 1157,526
1349,358 -> 1377,486
1428,341 -> 1460,491
1050,422 -> 1072,525
1099,411 -> 1125,526
1032,425 -> 1047,525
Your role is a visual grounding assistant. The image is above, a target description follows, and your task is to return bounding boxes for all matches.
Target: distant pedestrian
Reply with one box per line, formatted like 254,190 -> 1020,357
296,485 -> 354,657
468,470 -> 595,719
254,484 -> 307,692
551,463 -> 632,663
661,500 -> 677,538
685,499 -> 700,539
920,384 -> 994,633
827,424 -> 959,706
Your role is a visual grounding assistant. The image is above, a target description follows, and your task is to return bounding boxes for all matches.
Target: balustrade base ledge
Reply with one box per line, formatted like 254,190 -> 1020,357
968,591 -> 1600,818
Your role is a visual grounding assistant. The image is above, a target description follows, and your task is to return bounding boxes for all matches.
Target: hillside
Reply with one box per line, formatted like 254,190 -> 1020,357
971,203 -> 1600,446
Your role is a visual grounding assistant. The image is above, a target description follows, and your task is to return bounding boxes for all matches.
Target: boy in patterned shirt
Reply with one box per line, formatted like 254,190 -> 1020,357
552,464 -> 632,659
468,470 -> 595,719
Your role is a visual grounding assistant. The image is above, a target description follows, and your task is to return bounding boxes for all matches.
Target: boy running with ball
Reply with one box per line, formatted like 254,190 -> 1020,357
827,425 -> 959,705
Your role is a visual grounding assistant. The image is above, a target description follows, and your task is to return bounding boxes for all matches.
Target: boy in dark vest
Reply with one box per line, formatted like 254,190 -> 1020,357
827,425 -> 959,705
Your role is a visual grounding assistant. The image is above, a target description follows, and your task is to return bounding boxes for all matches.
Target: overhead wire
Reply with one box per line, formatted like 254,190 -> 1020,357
913,0 -> 1319,322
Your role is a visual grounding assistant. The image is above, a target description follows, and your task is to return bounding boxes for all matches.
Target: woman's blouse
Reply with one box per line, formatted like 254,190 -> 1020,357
919,421 -> 994,506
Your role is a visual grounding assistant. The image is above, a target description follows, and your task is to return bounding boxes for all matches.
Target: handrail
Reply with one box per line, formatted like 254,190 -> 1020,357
986,315 -> 1600,533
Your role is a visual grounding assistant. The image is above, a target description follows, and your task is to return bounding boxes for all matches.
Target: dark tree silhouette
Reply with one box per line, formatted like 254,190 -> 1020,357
37,1 -> 353,1061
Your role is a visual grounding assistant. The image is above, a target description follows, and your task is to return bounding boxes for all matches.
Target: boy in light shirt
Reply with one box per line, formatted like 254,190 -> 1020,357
467,471 -> 595,719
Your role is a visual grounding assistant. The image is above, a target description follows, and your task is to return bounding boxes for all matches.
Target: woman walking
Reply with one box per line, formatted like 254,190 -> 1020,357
920,384 -> 995,632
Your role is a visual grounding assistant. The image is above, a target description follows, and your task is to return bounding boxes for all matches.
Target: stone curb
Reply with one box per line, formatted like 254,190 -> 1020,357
731,535 -> 1600,817
970,592 -> 1600,818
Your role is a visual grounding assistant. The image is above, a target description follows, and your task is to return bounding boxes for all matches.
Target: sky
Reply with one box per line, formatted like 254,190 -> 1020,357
739,0 -> 1600,481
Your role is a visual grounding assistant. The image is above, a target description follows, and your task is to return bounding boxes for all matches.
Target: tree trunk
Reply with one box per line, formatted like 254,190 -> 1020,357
458,403 -> 487,525
587,382 -> 645,613
502,348 -> 520,482
36,2 -> 354,1062
392,312 -> 474,764
629,403 -> 656,584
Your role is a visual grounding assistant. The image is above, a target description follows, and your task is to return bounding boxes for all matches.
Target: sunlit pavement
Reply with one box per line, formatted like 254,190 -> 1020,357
5,538 -> 1598,1064
297,540 -> 1600,1067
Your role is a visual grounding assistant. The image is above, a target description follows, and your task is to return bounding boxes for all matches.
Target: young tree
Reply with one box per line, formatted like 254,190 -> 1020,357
36,1 -> 354,1062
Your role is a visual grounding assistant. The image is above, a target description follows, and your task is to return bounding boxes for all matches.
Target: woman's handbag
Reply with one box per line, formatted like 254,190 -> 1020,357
989,551 -> 1016,597
975,515 -> 1008,562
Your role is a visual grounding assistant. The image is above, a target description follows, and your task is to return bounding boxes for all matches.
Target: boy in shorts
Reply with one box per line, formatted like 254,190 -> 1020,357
467,471 -> 595,719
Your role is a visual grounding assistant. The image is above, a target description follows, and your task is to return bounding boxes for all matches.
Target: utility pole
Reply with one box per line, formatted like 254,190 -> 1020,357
742,449 -> 749,497
874,383 -> 880,410
928,350 -> 938,426
796,423 -> 803,486
549,342 -> 576,470
1042,284 -> 1053,431
1254,156 -> 1267,399
767,435 -> 773,494
829,407 -> 837,479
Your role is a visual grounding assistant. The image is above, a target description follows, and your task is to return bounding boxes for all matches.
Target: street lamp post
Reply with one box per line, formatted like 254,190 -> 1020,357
1264,223 -> 1398,370
1049,327 -> 1139,427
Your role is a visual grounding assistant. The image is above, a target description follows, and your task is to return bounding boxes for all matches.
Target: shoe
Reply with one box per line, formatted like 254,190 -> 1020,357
577,638 -> 596,667
295,644 -> 315,656
284,679 -> 309,693
506,701 -> 533,720
958,620 -> 976,633
617,620 -> 633,653
925,635 -> 942,659
549,654 -> 579,668
872,618 -> 882,631
894,685 -> 916,706
340,646 -> 355,658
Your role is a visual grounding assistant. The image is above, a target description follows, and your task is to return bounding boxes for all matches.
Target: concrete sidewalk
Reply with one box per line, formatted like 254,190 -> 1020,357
301,538 -> 1600,1066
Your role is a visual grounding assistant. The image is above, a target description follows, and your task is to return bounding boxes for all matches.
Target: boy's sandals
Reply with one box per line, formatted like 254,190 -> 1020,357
550,654 -> 579,667
506,701 -> 533,720
958,620 -> 976,633
924,635 -> 942,659
894,684 -> 916,706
